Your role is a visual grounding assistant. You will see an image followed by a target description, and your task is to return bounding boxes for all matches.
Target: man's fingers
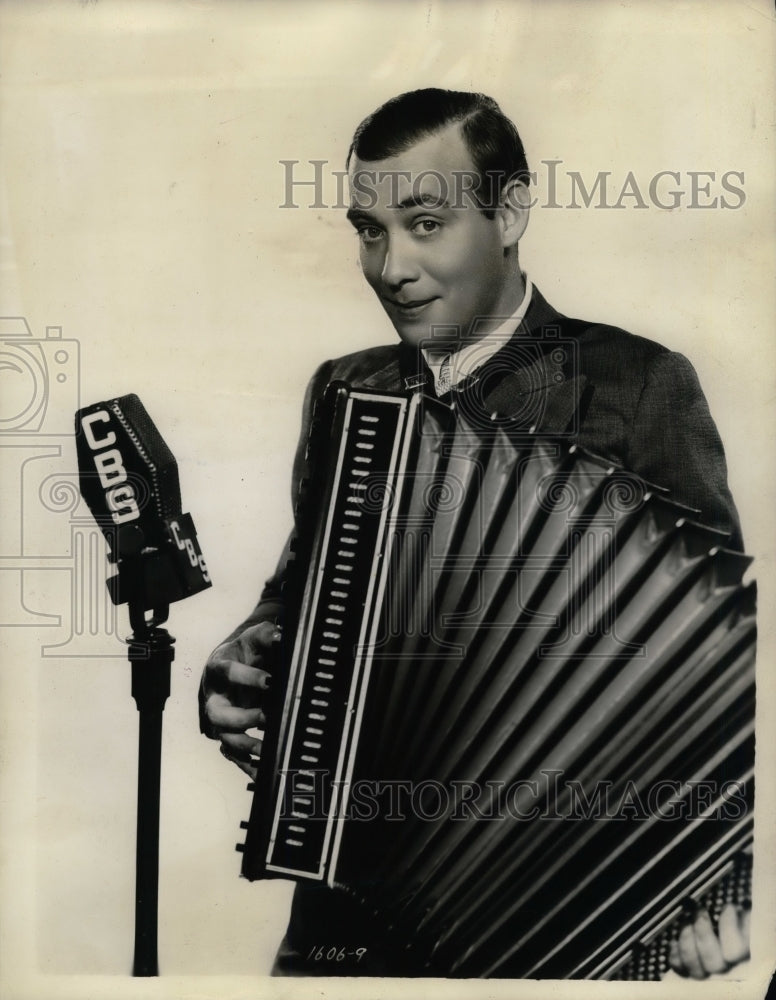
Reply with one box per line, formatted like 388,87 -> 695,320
221,751 -> 257,780
672,902 -> 751,979
205,655 -> 271,711
214,657 -> 271,691
692,908 -> 727,974
205,693 -> 265,732
235,620 -> 282,660
668,938 -> 688,976
219,733 -> 261,779
677,921 -> 706,979
221,731 -> 263,759
740,903 -> 751,950
719,902 -> 750,965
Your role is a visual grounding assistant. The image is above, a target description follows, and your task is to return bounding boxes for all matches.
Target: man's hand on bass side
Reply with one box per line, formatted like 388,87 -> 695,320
666,901 -> 751,980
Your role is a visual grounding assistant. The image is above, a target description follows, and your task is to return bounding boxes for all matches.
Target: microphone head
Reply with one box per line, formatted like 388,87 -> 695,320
76,393 -> 180,542
75,393 -> 211,609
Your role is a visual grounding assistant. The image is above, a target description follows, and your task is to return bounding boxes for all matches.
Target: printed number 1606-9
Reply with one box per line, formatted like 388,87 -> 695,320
306,945 -> 367,963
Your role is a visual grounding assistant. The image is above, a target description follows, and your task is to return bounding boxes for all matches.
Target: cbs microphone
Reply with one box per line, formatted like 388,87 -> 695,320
75,392 -> 211,616
74,392 -> 210,977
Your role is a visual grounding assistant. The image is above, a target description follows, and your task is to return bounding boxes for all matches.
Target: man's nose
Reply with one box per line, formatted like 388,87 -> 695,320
380,235 -> 419,288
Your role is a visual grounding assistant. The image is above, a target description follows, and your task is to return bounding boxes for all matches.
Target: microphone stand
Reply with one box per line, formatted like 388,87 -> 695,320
76,395 -> 211,977
121,535 -> 175,977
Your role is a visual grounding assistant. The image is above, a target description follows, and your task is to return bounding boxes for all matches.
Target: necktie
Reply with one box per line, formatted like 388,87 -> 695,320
437,355 -> 452,396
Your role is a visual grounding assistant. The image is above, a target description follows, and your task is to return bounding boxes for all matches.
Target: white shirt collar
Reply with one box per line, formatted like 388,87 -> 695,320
422,277 -> 533,394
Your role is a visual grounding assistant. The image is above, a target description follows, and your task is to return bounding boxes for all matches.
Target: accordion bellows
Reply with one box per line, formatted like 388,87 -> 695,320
238,383 -> 756,979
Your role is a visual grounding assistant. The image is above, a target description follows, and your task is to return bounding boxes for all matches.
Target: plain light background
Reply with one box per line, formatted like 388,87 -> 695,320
1,2 -> 774,999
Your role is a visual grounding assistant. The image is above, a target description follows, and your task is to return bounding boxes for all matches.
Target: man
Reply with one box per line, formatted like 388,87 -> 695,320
200,89 -> 748,978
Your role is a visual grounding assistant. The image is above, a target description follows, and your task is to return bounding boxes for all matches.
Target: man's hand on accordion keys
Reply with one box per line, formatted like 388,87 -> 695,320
200,619 -> 281,778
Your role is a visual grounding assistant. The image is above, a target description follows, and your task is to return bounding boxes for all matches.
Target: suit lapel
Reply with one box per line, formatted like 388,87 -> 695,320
358,357 -> 404,391
465,286 -> 589,435
352,285 -> 590,436
481,365 -> 589,436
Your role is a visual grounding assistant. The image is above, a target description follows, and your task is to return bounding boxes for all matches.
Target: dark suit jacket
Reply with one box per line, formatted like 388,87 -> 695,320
214,286 -> 743,975
240,284 -> 741,636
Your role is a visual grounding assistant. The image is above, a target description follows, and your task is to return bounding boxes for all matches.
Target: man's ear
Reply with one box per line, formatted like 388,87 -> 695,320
498,179 -> 531,248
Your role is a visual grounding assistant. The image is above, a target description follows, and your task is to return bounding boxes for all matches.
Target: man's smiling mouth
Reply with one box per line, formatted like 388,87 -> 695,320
383,296 -> 438,313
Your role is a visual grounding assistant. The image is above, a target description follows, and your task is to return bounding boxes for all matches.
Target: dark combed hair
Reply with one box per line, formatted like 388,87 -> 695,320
346,88 -> 530,217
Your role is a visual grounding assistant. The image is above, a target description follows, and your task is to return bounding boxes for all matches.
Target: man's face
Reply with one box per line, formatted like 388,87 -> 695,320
347,125 -> 524,355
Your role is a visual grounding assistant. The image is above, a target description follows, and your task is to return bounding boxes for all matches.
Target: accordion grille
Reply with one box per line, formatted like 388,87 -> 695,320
239,385 -> 756,979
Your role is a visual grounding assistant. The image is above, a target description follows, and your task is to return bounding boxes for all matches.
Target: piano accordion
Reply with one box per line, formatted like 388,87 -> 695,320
238,382 -> 756,979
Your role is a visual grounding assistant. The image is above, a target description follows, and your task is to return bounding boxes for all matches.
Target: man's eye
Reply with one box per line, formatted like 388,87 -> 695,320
357,226 -> 383,243
412,218 -> 441,236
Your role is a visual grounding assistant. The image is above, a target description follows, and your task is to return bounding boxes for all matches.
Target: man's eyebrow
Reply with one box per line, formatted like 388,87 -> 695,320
346,192 -> 451,224
346,206 -> 374,224
395,192 -> 451,210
